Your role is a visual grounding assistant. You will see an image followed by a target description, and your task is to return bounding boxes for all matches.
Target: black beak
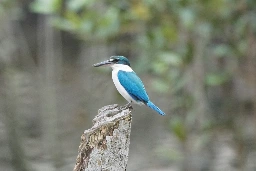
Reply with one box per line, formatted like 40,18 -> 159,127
93,60 -> 113,67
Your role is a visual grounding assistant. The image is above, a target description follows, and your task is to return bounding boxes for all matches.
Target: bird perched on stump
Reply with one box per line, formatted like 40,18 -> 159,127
93,56 -> 165,116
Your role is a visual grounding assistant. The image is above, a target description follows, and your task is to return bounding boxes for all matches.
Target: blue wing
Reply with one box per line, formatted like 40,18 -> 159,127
117,71 -> 149,103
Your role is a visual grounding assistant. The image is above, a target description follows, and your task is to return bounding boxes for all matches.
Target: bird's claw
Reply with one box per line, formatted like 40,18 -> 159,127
120,102 -> 133,110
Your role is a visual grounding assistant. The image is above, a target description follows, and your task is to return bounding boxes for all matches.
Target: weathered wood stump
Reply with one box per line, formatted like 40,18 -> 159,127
73,104 -> 132,171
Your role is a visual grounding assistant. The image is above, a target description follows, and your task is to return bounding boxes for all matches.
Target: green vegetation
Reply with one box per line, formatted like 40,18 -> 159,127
1,0 -> 256,170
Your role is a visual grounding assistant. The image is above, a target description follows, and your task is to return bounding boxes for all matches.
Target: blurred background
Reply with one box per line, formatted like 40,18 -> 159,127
0,0 -> 256,171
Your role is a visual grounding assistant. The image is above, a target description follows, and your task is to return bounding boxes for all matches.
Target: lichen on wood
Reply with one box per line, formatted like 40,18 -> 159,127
73,104 -> 132,171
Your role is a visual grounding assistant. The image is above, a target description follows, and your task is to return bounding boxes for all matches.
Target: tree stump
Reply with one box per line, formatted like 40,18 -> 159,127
73,104 -> 132,171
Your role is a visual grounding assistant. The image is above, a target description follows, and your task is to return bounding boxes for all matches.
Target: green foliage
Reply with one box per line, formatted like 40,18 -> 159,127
170,117 -> 187,142
68,0 -> 95,11
30,0 -> 62,14
29,0 -> 256,123
29,1 -> 256,169
206,72 -> 230,86
0,0 -> 22,19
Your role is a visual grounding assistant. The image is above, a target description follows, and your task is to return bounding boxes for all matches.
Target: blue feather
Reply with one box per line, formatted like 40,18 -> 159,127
118,70 -> 165,116
147,101 -> 165,116
117,70 -> 149,103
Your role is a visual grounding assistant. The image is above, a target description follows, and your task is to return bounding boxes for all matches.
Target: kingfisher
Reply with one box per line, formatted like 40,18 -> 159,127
93,56 -> 165,116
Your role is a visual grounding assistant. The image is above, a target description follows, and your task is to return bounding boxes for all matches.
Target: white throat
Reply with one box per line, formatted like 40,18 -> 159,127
111,64 -> 133,72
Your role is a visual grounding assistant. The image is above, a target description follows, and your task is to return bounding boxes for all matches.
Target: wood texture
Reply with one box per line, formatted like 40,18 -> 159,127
73,104 -> 132,171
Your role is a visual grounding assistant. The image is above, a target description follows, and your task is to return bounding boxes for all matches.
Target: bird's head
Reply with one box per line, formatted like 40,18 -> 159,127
93,56 -> 131,67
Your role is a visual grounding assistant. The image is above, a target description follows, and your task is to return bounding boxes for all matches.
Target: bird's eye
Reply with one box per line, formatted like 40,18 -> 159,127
113,59 -> 119,62
109,57 -> 119,63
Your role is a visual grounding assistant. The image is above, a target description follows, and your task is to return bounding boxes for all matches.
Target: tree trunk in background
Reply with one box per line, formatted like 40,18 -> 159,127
37,16 -> 63,169
73,104 -> 132,171
243,22 -> 256,171
3,70 -> 30,171
0,10 -> 30,171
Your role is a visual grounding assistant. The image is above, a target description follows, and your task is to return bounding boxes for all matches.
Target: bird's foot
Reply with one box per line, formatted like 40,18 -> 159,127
120,102 -> 133,110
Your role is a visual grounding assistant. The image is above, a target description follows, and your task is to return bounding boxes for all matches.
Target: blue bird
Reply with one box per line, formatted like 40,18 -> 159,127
93,56 -> 165,116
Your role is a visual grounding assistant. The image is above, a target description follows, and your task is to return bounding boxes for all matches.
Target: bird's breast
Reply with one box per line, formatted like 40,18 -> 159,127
112,69 -> 135,103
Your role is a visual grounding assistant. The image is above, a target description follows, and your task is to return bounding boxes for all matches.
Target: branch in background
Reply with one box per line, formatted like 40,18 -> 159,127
73,104 -> 132,171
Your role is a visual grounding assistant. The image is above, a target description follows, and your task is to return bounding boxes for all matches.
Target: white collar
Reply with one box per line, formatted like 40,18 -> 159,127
111,64 -> 133,72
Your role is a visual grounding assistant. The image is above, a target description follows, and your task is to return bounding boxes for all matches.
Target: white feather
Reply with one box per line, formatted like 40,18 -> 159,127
111,64 -> 144,105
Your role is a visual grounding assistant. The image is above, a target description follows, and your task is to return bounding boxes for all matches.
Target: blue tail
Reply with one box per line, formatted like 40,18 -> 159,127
147,101 -> 165,116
